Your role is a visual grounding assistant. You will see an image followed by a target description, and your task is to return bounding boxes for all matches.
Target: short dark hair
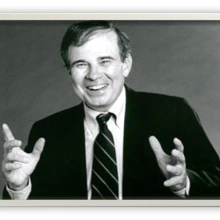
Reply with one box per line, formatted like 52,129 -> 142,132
60,21 -> 131,70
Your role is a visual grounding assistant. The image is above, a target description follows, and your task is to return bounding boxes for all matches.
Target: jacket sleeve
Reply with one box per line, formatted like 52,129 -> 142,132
177,99 -> 220,198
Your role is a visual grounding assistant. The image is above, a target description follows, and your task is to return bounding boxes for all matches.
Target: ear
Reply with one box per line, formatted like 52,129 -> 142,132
122,54 -> 132,78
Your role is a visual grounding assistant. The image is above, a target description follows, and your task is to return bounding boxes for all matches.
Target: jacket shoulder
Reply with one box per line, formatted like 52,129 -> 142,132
127,87 -> 187,107
126,87 -> 195,121
25,104 -> 84,152
34,104 -> 83,126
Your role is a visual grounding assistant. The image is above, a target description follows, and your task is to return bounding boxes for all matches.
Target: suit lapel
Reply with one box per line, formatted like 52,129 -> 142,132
122,87 -> 167,199
123,87 -> 147,198
59,104 -> 88,199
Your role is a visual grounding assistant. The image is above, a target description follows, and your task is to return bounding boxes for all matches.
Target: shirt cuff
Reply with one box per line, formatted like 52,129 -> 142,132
6,178 -> 32,200
172,176 -> 190,198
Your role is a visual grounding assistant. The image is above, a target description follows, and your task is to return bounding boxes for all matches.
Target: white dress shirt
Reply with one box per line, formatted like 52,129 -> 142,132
84,86 -> 126,200
7,86 -> 190,199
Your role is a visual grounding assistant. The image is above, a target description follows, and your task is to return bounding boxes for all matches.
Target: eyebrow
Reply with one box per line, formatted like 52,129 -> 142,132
99,56 -> 115,61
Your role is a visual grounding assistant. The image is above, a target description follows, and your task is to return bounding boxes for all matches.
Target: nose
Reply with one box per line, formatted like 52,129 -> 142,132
86,65 -> 102,80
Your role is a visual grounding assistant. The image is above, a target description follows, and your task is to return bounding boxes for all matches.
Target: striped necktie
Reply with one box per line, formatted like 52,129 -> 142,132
91,113 -> 119,199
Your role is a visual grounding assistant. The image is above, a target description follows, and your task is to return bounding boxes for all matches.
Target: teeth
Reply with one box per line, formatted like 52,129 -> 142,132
88,84 -> 107,90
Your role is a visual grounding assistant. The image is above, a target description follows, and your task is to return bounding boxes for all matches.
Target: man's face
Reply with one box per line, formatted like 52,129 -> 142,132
68,31 -> 132,112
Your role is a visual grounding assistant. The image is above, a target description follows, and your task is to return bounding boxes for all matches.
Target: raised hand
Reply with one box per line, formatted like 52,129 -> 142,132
2,124 -> 45,191
149,136 -> 187,191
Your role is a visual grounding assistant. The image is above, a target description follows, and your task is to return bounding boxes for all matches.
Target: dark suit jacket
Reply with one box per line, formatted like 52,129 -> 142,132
3,86 -> 220,199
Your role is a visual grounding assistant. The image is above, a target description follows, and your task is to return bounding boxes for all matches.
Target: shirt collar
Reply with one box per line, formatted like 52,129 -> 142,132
84,86 -> 126,129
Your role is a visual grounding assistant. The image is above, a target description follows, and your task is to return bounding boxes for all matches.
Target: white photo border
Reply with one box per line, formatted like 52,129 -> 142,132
0,13 -> 220,207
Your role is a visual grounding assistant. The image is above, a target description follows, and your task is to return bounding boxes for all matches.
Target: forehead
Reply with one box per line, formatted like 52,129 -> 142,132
68,31 -> 120,60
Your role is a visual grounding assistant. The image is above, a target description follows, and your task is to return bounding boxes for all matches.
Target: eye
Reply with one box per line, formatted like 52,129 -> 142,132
100,59 -> 112,66
75,62 -> 88,69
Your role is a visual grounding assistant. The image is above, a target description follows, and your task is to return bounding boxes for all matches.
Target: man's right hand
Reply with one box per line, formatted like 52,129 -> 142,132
2,123 -> 45,191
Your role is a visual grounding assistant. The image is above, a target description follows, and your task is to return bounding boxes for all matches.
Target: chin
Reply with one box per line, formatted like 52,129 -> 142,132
88,102 -> 111,112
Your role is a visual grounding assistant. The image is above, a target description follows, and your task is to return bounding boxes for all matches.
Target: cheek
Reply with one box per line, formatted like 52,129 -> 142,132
71,73 -> 84,87
113,71 -> 125,85
111,63 -> 123,73
106,65 -> 124,82
71,82 -> 86,102
71,75 -> 87,97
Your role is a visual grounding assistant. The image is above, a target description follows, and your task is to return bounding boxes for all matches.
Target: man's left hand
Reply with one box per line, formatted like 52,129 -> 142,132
149,136 -> 187,191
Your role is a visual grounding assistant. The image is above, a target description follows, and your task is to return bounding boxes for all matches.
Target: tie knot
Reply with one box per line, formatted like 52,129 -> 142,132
96,113 -> 112,127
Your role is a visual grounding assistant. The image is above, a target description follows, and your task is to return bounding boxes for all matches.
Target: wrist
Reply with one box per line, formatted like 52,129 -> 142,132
8,178 -> 29,191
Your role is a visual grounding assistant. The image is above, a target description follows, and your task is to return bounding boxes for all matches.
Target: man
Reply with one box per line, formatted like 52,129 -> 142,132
2,21 -> 220,200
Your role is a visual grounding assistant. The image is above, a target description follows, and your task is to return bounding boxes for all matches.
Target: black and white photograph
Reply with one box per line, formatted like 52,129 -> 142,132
0,18 -> 220,203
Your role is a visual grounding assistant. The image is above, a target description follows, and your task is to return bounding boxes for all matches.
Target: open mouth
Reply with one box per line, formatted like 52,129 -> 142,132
87,84 -> 108,91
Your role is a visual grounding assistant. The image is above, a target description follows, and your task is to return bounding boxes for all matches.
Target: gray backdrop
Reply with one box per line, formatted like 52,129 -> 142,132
1,21 -> 220,198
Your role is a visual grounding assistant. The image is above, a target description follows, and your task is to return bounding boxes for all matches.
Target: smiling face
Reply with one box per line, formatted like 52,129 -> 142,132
68,30 -> 132,112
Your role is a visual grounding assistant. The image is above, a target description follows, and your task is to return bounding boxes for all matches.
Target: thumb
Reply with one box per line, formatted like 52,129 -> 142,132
149,136 -> 165,160
32,138 -> 45,157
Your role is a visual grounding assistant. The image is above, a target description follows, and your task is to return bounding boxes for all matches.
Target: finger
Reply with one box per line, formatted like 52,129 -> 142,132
32,138 -> 45,157
173,138 -> 184,153
4,139 -> 22,151
166,164 -> 183,176
164,176 -> 183,187
171,149 -> 185,164
4,163 -> 22,171
2,124 -> 15,141
149,136 -> 166,160
7,152 -> 30,163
